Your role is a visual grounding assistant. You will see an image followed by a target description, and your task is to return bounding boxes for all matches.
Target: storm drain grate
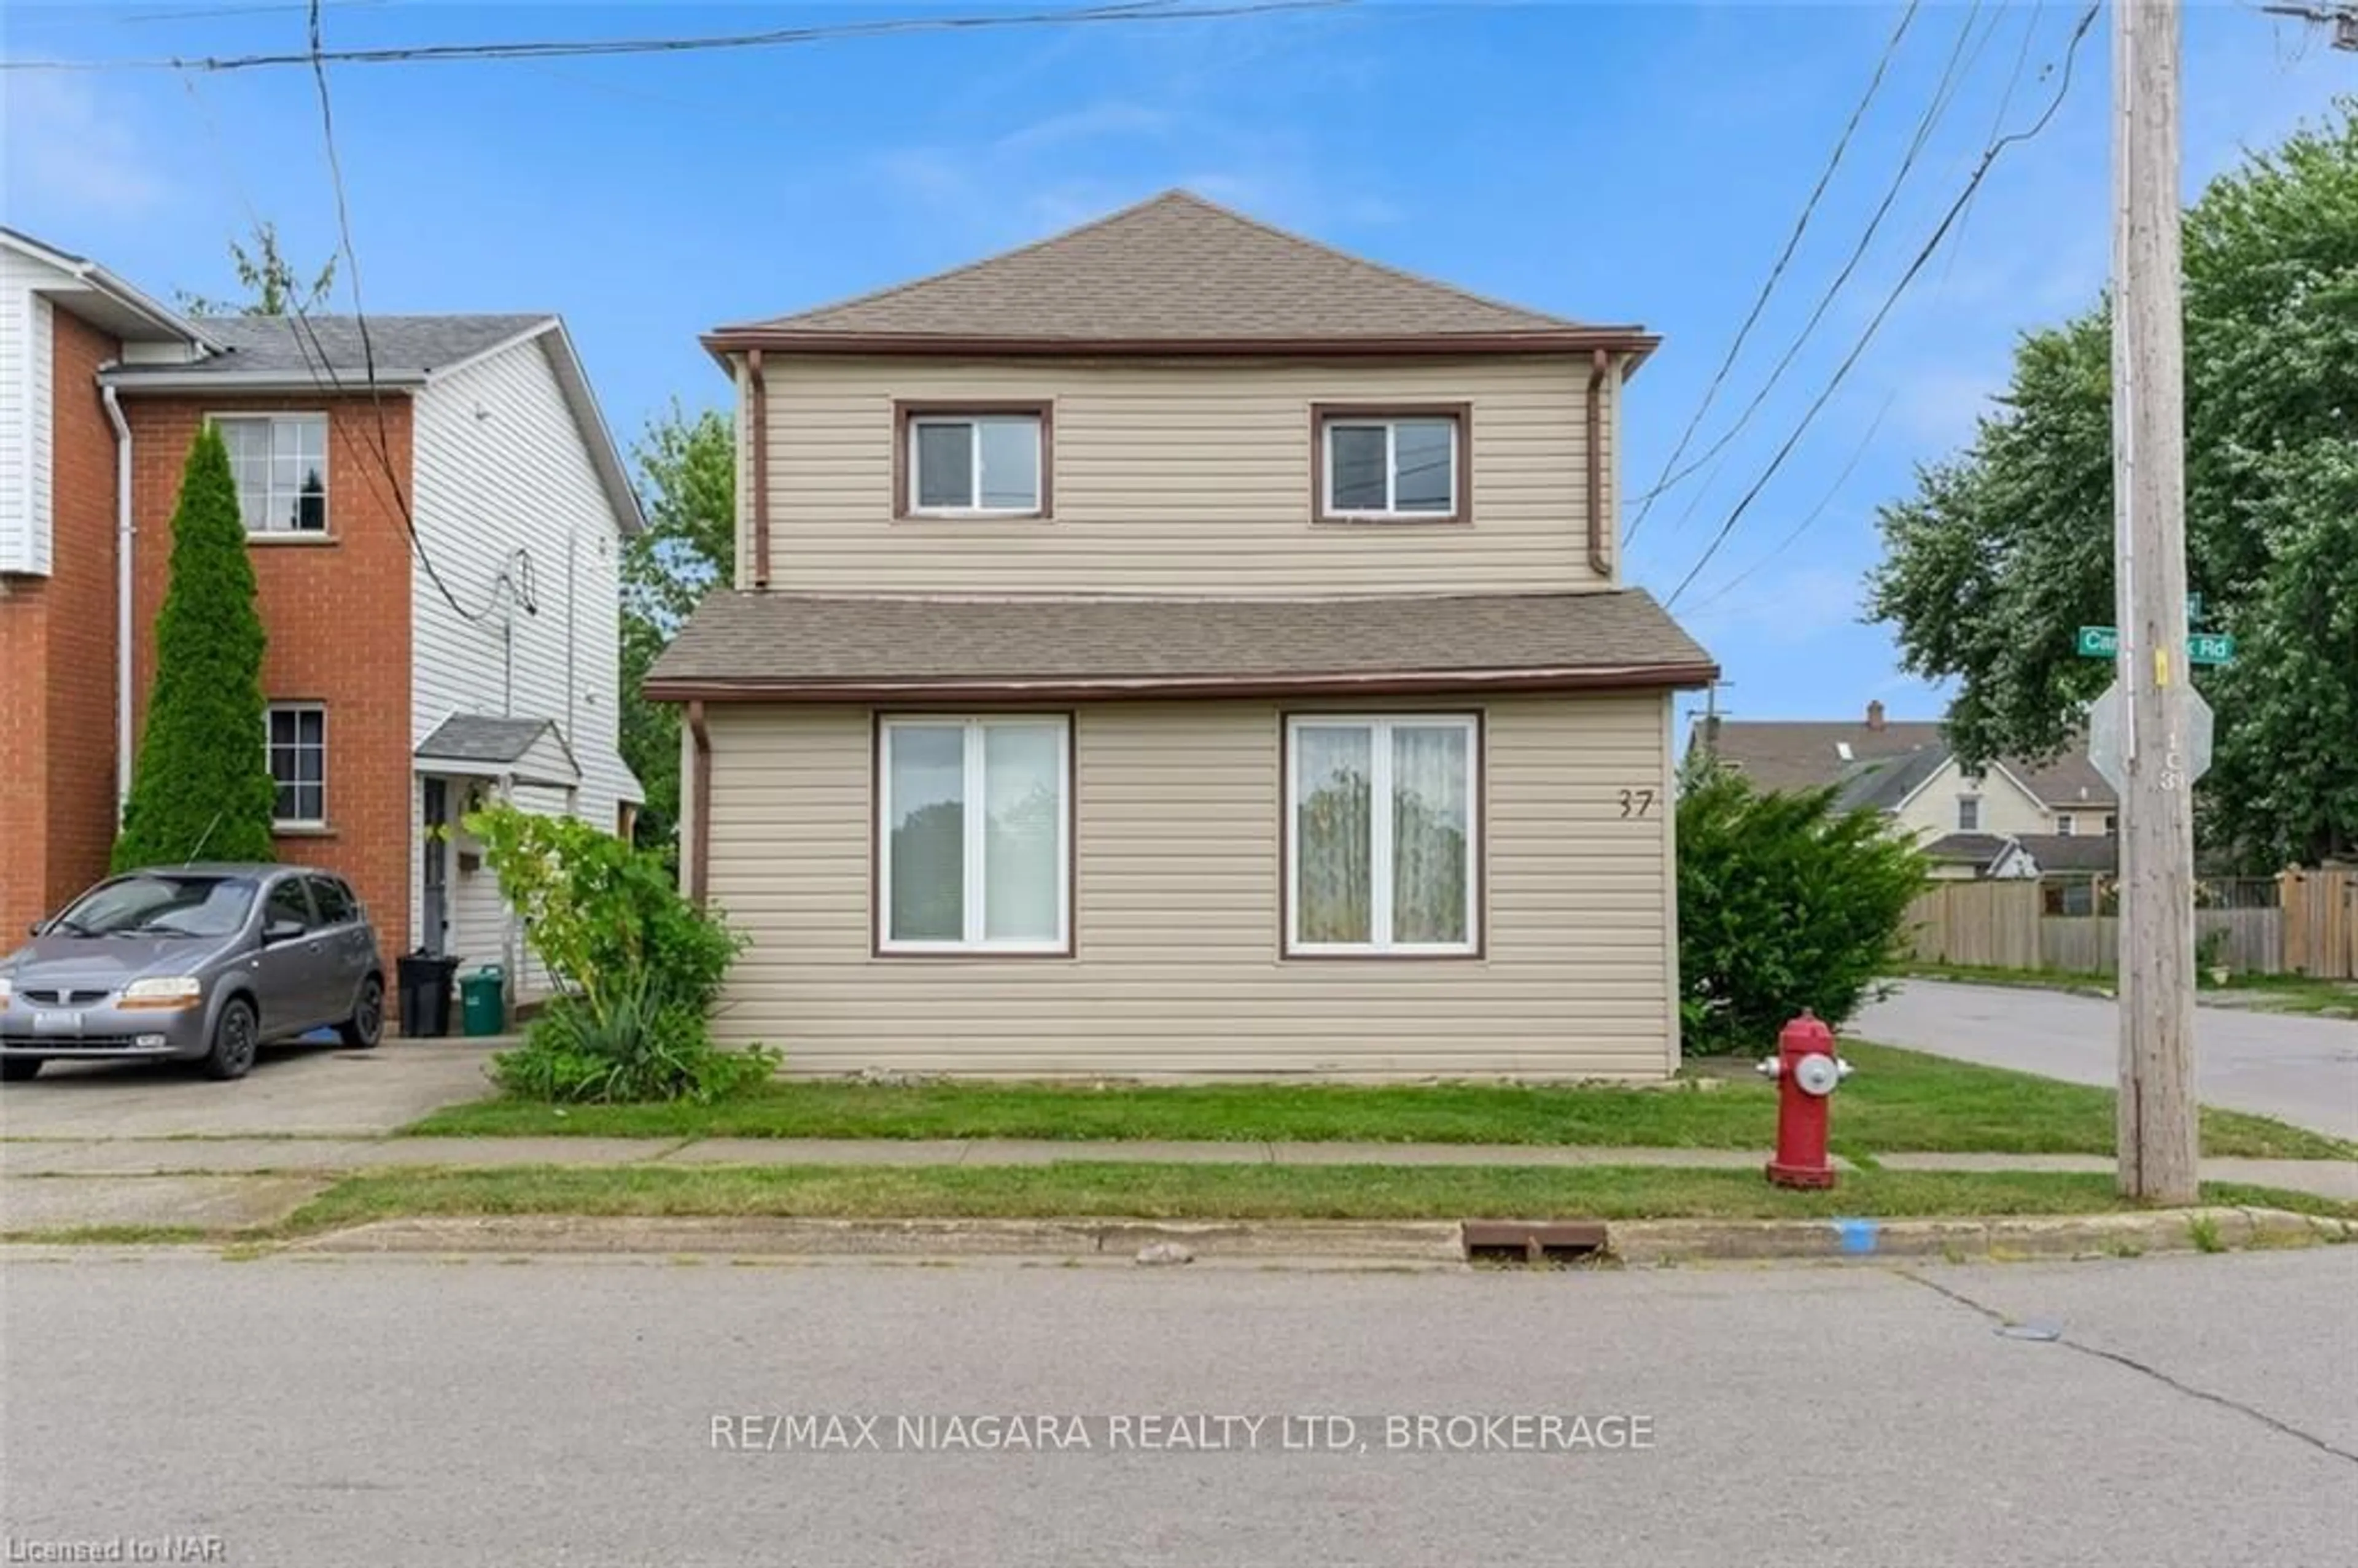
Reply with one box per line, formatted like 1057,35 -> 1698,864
1461,1220 -> 1609,1265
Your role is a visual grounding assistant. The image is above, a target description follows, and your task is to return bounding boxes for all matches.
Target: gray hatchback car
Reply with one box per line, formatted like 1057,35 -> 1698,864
0,864 -> 384,1082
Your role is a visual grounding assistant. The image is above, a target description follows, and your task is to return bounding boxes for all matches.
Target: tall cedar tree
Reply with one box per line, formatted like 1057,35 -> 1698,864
1867,103 -> 2357,867
113,425 -> 278,869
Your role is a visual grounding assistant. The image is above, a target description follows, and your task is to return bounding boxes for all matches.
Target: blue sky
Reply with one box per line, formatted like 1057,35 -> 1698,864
5,1 -> 2349,727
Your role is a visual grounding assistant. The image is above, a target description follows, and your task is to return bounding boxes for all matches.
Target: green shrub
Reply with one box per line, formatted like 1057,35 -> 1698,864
490,982 -> 779,1105
466,803 -> 771,1103
1678,764 -> 1929,1056
114,425 -> 276,869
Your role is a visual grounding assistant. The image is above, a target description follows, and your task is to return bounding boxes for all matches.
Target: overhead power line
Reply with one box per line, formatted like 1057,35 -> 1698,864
1639,0 -> 1994,543
1619,0 -> 1920,551
2,0 -> 1353,73
1662,2 -> 2103,610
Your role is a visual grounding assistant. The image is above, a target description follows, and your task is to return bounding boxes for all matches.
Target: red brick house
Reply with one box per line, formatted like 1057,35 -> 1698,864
1,228 -> 642,996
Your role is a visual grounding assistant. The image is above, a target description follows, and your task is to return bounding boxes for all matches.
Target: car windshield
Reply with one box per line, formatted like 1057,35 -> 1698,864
50,875 -> 259,938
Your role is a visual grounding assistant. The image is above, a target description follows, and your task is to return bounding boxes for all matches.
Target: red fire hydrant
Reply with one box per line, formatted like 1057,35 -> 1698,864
1756,1010 -> 1853,1189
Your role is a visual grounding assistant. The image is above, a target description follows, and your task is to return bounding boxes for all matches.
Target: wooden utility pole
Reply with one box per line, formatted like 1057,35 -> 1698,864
2111,0 -> 2199,1203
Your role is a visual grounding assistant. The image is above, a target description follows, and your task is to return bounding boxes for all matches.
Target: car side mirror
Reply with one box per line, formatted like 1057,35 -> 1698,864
263,918 -> 306,945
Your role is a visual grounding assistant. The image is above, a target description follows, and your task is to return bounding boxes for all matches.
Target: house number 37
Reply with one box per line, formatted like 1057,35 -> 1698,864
1619,789 -> 1657,818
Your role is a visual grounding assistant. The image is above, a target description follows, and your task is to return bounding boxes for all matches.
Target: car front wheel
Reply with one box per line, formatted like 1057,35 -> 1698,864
0,1058 -> 42,1083
203,998 -> 259,1081
339,974 -> 384,1049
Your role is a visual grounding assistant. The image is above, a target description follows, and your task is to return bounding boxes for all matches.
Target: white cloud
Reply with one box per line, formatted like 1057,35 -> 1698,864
1,71 -> 164,217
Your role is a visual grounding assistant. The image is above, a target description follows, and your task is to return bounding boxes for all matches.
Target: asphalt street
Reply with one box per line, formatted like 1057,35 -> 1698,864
1854,979 -> 2358,1140
4,1247 -> 2354,1567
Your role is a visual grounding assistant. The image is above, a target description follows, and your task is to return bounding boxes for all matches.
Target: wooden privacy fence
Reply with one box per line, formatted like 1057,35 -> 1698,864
1905,869 -> 2354,979
1904,882 -> 2042,970
2281,868 -> 2357,980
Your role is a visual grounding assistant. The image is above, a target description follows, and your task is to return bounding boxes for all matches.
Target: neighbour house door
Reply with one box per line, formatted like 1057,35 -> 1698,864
252,876 -> 327,1033
421,778 -> 450,957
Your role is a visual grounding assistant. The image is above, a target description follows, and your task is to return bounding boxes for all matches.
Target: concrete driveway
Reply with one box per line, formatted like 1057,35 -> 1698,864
0,1037 -> 500,1139
1854,980 -> 2358,1141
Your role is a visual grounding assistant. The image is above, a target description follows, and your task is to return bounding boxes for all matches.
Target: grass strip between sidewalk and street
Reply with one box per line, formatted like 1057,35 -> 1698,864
403,1041 -> 2354,1161
269,1163 -> 2358,1233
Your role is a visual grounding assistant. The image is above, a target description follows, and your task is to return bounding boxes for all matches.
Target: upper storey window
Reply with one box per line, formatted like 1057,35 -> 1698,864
214,414 -> 329,534
1315,406 -> 1466,524
899,405 -> 1049,518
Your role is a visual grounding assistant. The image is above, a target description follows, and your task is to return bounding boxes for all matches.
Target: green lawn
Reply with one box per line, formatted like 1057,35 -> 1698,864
405,1041 -> 2353,1160
277,1163 -> 2358,1232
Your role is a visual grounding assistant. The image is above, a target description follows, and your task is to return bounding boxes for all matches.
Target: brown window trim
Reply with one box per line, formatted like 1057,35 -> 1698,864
1309,403 -> 1471,527
1276,707 -> 1487,962
892,400 -> 1054,521
870,708 -> 1077,960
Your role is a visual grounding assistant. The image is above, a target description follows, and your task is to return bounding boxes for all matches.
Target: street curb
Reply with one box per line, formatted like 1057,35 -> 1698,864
253,1207 -> 2358,1267
1608,1206 -> 2353,1265
280,1214 -> 1472,1265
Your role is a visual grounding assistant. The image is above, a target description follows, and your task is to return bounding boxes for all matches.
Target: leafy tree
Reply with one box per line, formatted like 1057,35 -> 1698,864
1868,103 -> 2358,867
114,427 -> 277,869
177,220 -> 338,317
1677,766 -> 1927,1056
622,403 -> 736,851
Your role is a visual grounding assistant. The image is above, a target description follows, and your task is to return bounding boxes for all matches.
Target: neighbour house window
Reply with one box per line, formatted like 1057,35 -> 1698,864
901,408 -> 1046,516
214,414 -> 329,534
878,716 -> 1070,953
2056,813 -> 2076,836
1315,408 -> 1465,522
1957,796 -> 1981,831
1286,715 -> 1479,957
2105,813 -> 2119,836
267,705 -> 326,826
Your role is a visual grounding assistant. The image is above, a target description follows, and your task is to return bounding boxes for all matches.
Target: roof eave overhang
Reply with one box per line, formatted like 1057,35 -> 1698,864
699,328 -> 1662,373
99,369 -> 430,392
645,661 -> 1718,705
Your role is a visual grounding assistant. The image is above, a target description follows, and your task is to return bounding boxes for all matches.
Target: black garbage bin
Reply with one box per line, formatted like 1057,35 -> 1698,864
395,952 -> 460,1038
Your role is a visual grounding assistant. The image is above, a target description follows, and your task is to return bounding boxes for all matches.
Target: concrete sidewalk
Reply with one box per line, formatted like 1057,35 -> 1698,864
5,1133 -> 2353,1200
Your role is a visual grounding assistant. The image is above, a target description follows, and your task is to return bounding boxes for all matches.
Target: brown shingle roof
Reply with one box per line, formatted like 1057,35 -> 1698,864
706,192 -> 1652,353
1704,719 -> 1947,793
2009,754 -> 2117,809
647,591 -> 1714,701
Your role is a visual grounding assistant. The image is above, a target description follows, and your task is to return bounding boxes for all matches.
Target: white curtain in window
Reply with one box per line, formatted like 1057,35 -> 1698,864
983,723 -> 1062,942
1391,724 -> 1469,943
1294,726 -> 1373,944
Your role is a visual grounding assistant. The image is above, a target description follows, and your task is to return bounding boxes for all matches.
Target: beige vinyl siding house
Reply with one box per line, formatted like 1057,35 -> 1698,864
659,192 -> 1713,1080
696,694 -> 1676,1078
742,355 -> 1619,596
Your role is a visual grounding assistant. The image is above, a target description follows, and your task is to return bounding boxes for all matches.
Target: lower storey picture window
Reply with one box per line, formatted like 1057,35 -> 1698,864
1287,714 -> 1479,955
879,716 -> 1070,953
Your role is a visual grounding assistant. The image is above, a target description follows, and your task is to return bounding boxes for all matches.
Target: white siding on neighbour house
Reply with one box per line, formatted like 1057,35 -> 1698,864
0,249 -> 69,576
1891,755 -> 2052,842
410,330 -> 636,988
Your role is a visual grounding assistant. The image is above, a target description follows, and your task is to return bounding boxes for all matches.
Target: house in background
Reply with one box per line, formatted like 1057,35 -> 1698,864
0,227 -> 641,1007
1695,700 -> 2117,885
652,191 -> 1715,1081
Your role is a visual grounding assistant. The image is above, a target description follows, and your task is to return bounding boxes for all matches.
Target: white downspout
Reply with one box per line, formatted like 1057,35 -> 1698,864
102,382 -> 133,820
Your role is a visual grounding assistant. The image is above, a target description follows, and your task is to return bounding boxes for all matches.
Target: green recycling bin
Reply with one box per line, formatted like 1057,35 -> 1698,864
459,965 -> 507,1037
